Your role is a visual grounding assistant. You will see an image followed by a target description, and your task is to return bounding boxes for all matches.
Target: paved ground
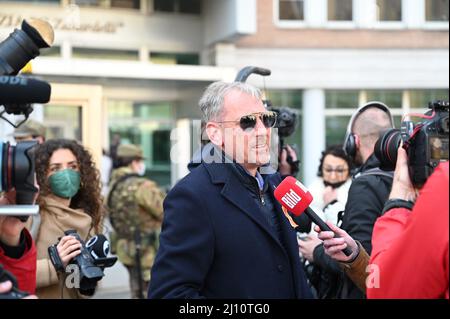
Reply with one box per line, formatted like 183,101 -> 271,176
92,256 -> 132,299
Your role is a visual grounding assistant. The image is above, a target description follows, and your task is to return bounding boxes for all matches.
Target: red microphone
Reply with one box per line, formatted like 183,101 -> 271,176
274,176 -> 352,257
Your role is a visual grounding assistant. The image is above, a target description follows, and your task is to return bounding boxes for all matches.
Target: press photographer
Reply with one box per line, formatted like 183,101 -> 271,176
0,18 -> 54,299
48,230 -> 116,297
316,100 -> 449,298
0,190 -> 37,299
29,139 -> 110,299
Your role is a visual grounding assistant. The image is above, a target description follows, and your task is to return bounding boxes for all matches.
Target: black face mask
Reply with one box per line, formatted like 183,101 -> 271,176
323,180 -> 347,189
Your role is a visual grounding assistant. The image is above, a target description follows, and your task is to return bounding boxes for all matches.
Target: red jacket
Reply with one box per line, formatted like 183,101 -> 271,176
0,229 -> 37,294
367,161 -> 449,299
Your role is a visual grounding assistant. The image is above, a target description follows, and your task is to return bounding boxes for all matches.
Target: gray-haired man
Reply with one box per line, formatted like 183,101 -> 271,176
148,81 -> 312,299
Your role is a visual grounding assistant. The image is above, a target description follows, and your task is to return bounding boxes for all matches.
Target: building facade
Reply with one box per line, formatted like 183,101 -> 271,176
1,0 -> 448,187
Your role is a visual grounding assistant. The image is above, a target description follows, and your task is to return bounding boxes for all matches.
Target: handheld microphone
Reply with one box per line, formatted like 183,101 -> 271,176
274,176 -> 352,257
85,234 -> 117,269
86,234 -> 110,259
0,76 -> 51,104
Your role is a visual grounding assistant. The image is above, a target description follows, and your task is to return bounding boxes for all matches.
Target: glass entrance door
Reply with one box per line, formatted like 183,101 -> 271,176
44,104 -> 82,141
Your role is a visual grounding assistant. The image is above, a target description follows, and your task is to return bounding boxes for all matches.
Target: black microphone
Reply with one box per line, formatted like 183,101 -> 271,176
85,234 -> 117,269
86,234 -> 110,259
0,76 -> 51,104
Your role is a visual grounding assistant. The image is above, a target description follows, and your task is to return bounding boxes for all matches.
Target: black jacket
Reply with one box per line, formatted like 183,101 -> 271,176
310,154 -> 393,299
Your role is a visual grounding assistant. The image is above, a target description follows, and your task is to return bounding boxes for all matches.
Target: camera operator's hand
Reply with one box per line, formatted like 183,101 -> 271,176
0,190 -> 27,247
279,145 -> 298,176
0,281 -> 37,299
389,146 -> 418,202
315,222 -> 359,262
56,235 -> 82,268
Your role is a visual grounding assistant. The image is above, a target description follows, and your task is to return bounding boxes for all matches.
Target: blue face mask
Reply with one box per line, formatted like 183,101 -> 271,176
48,169 -> 81,199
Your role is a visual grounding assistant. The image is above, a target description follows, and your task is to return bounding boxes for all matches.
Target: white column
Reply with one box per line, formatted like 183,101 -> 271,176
305,0 -> 327,27
354,0 -> 377,28
61,40 -> 72,60
139,46 -> 149,63
302,89 -> 326,186
171,119 -> 192,186
403,0 -> 425,28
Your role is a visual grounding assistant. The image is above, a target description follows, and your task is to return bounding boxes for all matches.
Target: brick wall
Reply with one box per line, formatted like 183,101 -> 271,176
236,0 -> 449,49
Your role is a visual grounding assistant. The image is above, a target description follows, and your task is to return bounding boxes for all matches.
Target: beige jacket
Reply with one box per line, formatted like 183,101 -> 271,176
29,196 -> 99,299
339,241 -> 371,293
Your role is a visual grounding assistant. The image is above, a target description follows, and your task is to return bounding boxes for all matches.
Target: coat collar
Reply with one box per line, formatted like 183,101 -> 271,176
203,163 -> 303,298
204,163 -> 287,249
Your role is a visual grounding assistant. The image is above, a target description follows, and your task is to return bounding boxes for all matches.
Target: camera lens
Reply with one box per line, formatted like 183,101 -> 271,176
374,128 -> 402,171
0,142 -> 13,192
0,141 -> 38,205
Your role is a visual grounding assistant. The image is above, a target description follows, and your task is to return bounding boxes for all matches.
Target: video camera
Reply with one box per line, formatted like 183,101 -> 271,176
0,18 -> 54,218
375,100 -> 449,188
48,230 -> 117,296
235,66 -> 300,175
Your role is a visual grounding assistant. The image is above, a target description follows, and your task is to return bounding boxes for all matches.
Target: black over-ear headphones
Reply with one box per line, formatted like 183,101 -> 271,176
343,101 -> 394,159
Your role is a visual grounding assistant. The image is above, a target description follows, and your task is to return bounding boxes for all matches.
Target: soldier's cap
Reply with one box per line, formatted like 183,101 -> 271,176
12,119 -> 46,138
117,144 -> 145,159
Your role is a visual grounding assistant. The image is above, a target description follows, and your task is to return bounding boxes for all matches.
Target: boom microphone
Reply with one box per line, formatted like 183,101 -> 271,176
0,76 -> 51,104
274,176 -> 352,257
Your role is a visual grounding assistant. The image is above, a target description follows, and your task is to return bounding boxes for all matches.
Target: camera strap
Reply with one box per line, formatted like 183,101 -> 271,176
354,167 -> 394,180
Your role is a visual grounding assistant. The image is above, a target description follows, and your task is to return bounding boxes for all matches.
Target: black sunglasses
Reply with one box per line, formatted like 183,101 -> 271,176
217,111 -> 278,130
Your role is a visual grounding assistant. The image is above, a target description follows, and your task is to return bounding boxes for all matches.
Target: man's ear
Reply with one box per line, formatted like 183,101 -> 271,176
354,134 -> 360,150
206,122 -> 223,147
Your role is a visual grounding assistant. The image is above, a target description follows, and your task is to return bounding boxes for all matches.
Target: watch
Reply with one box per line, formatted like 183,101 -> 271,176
382,198 -> 414,215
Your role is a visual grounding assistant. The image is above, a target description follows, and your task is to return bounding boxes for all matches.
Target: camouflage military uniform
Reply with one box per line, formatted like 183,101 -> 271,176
107,167 -> 164,298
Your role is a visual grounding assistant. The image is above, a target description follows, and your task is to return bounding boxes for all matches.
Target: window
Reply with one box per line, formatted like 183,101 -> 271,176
266,89 -> 303,179
72,48 -> 139,61
426,0 -> 449,21
110,0 -> 140,9
40,46 -> 61,57
108,101 -> 173,187
70,0 -> 140,9
150,52 -> 199,65
326,90 -> 359,109
376,0 -> 402,21
328,0 -> 353,21
44,105 -> 82,141
366,90 -> 402,108
154,0 -> 202,14
326,116 -> 351,147
278,0 -> 304,21
409,89 -> 449,109
152,130 -> 171,165
13,0 -> 59,3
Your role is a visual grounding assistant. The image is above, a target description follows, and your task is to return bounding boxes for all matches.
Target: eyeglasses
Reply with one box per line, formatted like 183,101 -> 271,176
216,111 -> 277,130
323,167 -> 348,175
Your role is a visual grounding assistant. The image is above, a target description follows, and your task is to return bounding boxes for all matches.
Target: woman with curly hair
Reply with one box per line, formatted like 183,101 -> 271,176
29,139 -> 104,299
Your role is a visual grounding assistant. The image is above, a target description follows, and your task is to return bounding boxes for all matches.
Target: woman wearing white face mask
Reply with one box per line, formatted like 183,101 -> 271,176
106,144 -> 165,299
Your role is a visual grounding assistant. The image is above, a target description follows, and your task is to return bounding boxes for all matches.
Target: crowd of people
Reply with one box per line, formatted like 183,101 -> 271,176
1,80 -> 448,299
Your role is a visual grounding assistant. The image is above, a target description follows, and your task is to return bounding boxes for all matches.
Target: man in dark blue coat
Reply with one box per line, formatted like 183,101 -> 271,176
148,81 -> 312,299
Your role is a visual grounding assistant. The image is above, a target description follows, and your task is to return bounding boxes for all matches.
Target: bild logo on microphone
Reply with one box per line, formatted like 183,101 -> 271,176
281,189 -> 302,209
